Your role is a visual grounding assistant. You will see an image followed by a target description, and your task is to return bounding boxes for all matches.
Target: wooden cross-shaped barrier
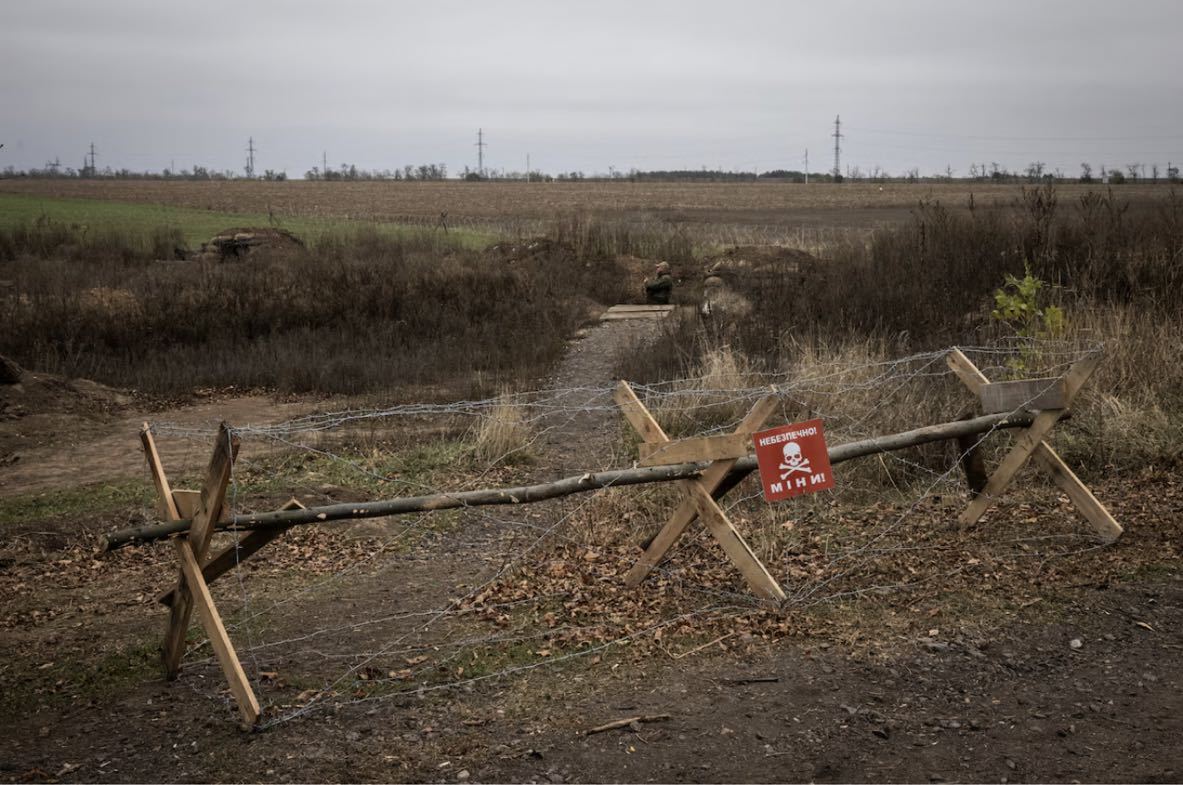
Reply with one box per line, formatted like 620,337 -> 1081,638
141,422 -> 305,729
945,349 -> 1122,542
615,382 -> 785,600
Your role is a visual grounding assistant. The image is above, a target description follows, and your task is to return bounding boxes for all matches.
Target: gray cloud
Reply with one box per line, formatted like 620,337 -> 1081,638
2,0 -> 1180,176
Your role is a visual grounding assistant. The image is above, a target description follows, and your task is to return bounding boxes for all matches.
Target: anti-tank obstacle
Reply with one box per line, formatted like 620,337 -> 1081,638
115,348 -> 1121,729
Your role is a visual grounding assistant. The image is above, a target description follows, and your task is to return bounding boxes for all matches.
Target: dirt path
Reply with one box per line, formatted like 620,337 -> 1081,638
529,318 -> 666,474
0,397 -> 319,495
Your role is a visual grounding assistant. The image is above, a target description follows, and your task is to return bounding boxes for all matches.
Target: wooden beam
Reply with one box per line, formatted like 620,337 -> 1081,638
175,540 -> 261,729
613,382 -> 670,444
1031,445 -> 1123,542
686,482 -> 785,600
162,423 -> 239,680
188,424 -> 240,558
946,346 -> 991,391
979,377 -> 1068,414
172,490 -> 232,522
637,433 -> 751,466
159,499 -> 304,607
141,423 -> 180,522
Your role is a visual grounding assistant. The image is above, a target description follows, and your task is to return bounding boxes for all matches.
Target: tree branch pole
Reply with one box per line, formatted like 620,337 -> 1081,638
105,411 -> 1039,550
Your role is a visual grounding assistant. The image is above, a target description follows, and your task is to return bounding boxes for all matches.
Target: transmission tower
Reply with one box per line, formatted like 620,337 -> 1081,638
475,128 -> 487,177
245,136 -> 256,178
804,148 -> 809,184
86,142 -> 97,175
832,115 -> 843,180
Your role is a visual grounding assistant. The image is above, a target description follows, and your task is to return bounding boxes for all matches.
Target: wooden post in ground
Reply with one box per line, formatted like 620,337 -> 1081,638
946,348 -> 1121,542
616,382 -> 785,600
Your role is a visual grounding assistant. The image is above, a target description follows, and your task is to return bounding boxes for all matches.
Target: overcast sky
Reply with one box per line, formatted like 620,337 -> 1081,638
2,0 -> 1180,178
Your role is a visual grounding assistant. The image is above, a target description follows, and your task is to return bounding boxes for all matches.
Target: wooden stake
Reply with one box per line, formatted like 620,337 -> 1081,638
141,423 -> 180,522
162,423 -> 239,679
176,540 -> 261,729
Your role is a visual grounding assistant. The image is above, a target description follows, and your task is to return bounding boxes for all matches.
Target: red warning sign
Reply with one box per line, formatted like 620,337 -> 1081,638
753,419 -> 835,502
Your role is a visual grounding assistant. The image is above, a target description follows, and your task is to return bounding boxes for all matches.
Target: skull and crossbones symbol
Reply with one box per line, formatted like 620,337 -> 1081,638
778,441 -> 811,481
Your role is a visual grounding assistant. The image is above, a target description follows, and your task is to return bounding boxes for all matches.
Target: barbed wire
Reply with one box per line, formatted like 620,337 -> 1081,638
148,339 -> 1106,727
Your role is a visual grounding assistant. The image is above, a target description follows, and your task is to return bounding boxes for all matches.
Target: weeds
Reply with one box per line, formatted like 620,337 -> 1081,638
0,221 -> 626,395
469,393 -> 533,466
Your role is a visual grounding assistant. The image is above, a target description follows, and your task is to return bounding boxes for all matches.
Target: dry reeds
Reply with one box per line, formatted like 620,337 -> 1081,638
469,393 -> 533,467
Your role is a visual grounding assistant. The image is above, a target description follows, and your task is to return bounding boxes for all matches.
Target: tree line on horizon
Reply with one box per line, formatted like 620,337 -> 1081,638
2,160 -> 1179,184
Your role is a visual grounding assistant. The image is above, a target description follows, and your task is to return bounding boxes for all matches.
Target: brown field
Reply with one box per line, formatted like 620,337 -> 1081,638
0,177 -> 1174,230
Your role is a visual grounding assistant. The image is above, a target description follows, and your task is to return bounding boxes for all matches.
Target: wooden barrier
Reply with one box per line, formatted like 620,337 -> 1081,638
141,423 -> 305,730
946,349 -> 1121,542
120,355 -> 1121,727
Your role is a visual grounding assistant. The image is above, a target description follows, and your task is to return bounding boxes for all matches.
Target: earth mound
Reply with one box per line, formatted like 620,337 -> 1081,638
196,227 -> 306,261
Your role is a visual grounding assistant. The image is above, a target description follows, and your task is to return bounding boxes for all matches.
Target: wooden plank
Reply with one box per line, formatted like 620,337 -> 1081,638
188,423 -> 240,558
172,490 -> 232,522
623,393 -> 779,588
1031,445 -> 1122,542
600,312 -> 673,321
637,433 -> 751,467
605,304 -> 676,312
959,355 -> 1101,527
140,423 -> 180,522
163,423 -> 239,679
614,381 -> 671,444
159,499 -> 304,607
687,482 -> 785,601
979,377 -> 1068,414
946,347 -> 990,393
175,540 -> 261,729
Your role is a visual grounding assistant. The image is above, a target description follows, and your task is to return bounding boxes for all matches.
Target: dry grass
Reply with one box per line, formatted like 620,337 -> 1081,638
0,220 -> 628,395
469,393 -> 533,467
